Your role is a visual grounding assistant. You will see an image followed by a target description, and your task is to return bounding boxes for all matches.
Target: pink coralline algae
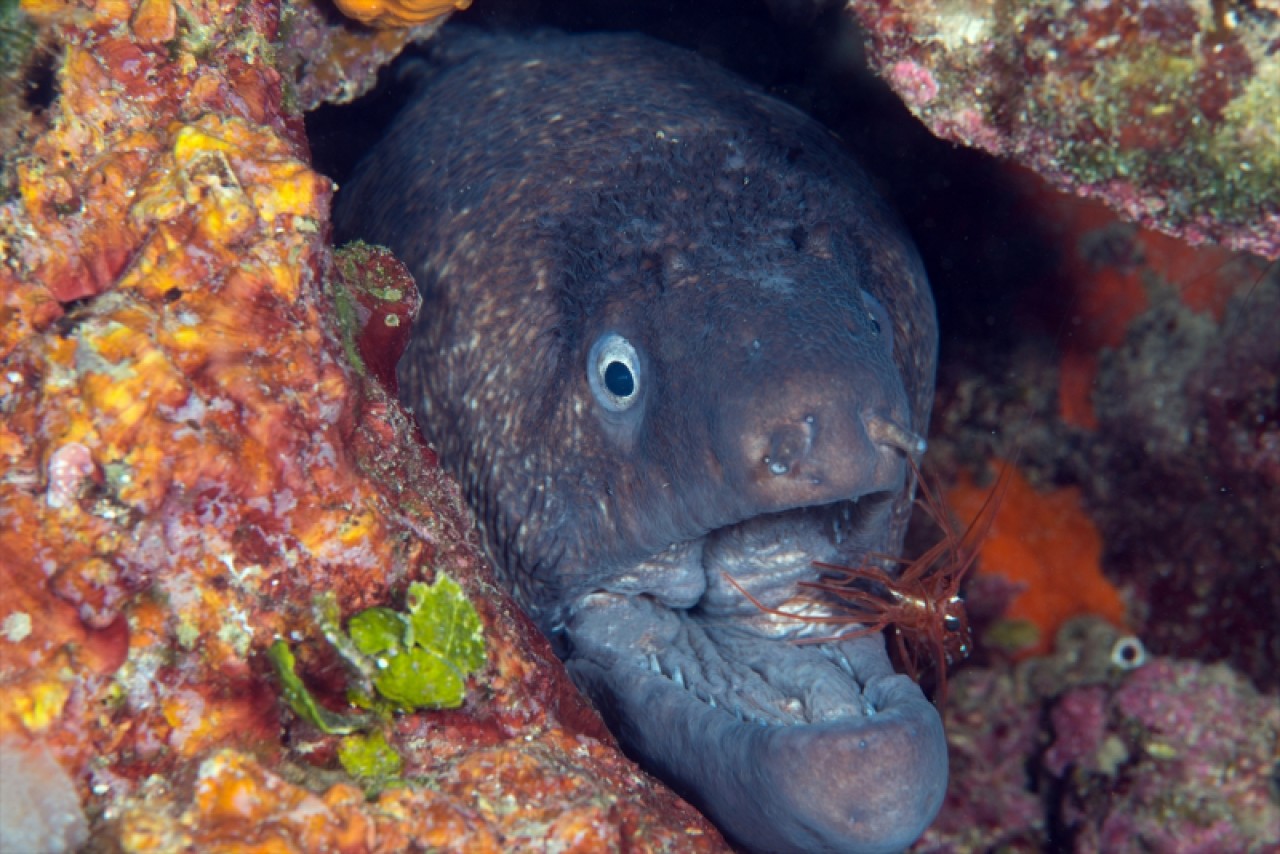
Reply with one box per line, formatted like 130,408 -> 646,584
1047,659 -> 1280,852
848,0 -> 1280,258
914,620 -> 1280,852
886,60 -> 939,106
913,667 -> 1047,851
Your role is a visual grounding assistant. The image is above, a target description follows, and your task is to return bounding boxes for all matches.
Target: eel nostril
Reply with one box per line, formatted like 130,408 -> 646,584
864,413 -> 926,458
763,420 -> 814,476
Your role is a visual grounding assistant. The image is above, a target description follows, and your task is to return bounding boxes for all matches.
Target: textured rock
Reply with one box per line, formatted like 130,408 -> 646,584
849,0 -> 1280,258
278,0 -> 447,111
915,623 -> 1280,852
0,0 -> 724,848
925,177 -> 1279,694
916,176 -> 1277,848
1046,658 -> 1280,851
1091,263 -> 1280,691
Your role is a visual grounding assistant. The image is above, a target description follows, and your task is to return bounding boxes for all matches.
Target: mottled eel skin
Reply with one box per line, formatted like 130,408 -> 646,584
335,30 -> 944,853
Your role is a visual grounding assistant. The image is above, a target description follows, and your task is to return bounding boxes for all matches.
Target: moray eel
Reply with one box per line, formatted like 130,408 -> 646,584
335,30 -> 944,853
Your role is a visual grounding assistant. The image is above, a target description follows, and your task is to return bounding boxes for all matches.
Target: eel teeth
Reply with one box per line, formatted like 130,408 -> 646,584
819,645 -> 856,677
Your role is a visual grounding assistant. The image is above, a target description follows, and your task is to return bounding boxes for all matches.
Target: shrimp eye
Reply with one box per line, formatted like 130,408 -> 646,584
589,332 -> 643,413
1110,636 -> 1147,670
943,614 -> 962,632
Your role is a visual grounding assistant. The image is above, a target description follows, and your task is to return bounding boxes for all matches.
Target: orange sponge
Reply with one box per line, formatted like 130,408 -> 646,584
946,460 -> 1126,657
334,0 -> 470,28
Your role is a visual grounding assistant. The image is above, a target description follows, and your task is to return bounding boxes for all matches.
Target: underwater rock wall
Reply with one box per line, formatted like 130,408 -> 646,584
917,622 -> 1280,851
849,0 -> 1280,259
0,0 -> 725,849
915,144 -> 1279,854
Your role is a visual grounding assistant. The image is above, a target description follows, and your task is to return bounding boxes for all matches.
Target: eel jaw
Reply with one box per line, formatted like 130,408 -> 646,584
564,593 -> 947,854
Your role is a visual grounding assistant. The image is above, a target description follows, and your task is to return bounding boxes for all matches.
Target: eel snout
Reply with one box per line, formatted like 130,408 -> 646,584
565,594 -> 947,854
724,366 -> 917,514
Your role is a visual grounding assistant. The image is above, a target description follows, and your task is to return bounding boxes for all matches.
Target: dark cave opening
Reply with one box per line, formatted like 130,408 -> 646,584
304,0 -> 1059,364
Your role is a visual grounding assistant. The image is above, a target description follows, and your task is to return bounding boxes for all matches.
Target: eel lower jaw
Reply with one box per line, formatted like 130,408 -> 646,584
563,593 -> 947,854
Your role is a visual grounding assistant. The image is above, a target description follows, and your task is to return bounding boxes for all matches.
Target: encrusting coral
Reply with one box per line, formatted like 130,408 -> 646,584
0,0 -> 725,849
916,620 -> 1280,852
3,0 -> 1276,848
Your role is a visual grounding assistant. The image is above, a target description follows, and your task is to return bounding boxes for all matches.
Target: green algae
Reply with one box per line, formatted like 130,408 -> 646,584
1208,59 -> 1280,215
325,264 -> 368,378
270,572 -> 486,735
347,574 -> 486,713
269,574 -> 485,790
337,729 -> 403,792
983,617 -> 1041,657
334,240 -> 411,302
268,639 -> 373,735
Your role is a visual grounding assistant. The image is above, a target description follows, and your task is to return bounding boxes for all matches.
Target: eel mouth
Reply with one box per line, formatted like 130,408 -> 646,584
562,497 -> 948,854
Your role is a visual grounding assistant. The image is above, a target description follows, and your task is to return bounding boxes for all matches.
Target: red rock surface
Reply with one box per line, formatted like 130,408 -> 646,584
0,0 -> 725,849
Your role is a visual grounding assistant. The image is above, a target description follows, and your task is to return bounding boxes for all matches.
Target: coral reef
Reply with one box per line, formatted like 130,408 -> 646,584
848,0 -> 1280,259
909,151 -> 1279,847
0,0 -> 724,849
924,172 -> 1278,693
913,664 -> 1046,851
915,620 -> 1280,853
1090,260 -> 1280,691
3,0 -> 1275,847
1045,657 -> 1280,851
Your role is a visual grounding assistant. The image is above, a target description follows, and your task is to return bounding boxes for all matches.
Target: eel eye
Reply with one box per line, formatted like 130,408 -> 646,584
589,332 -> 642,413
860,290 -> 893,345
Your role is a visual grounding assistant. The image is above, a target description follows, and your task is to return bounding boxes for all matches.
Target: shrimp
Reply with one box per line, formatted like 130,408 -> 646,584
725,456 -> 1011,705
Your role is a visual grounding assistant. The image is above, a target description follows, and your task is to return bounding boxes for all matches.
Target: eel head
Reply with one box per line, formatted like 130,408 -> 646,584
538,273 -> 947,853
